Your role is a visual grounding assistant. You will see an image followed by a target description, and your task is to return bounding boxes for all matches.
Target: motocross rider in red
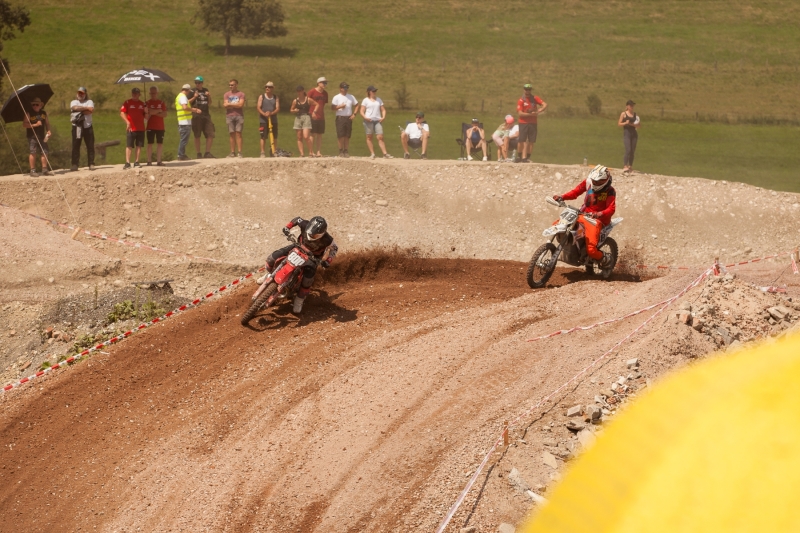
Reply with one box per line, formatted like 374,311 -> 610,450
265,216 -> 337,313
553,165 -> 616,267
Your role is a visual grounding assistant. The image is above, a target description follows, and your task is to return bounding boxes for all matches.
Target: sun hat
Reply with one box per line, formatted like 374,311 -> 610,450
317,76 -> 328,83
194,76 -> 204,82
265,81 -> 274,87
181,84 -> 192,90
505,114 -> 514,124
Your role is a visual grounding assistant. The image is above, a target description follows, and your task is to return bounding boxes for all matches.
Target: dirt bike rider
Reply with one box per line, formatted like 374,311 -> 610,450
262,216 -> 338,314
553,164 -> 616,268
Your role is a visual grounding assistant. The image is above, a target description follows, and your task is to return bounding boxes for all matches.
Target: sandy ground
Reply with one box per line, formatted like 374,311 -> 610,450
0,158 -> 799,532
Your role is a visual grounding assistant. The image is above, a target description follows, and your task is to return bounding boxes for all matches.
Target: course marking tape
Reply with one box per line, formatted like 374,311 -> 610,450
0,202 -> 224,263
436,268 -> 712,533
1,267 -> 263,395
723,251 -> 793,269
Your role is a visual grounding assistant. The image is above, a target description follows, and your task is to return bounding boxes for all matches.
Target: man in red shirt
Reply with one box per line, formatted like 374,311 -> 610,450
516,83 -> 547,163
120,87 -> 147,169
554,165 -> 617,266
145,86 -> 167,166
307,76 -> 329,157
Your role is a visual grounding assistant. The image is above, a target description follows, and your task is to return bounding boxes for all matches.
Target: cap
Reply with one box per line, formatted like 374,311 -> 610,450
181,83 -> 192,90
265,81 -> 274,87
626,99 -> 636,106
296,85 -> 305,92
471,118 -> 479,123
523,83 -> 533,89
317,76 -> 328,83
416,111 -> 425,118
367,85 -> 377,92
77,86 -> 87,94
131,87 -> 141,93
194,76 -> 204,82
505,114 -> 514,124
340,82 -> 349,89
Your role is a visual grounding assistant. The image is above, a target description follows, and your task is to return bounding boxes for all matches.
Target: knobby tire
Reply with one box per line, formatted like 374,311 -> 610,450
241,282 -> 278,325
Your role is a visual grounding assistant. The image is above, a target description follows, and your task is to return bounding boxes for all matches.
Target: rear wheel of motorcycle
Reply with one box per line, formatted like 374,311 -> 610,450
526,243 -> 558,288
241,282 -> 278,325
599,238 -> 619,280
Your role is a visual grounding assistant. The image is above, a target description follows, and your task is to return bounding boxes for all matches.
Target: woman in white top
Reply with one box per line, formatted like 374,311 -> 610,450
492,115 -> 516,162
359,85 -> 392,159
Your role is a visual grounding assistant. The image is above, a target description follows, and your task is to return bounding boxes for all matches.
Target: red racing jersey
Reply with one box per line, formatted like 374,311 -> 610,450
561,179 -> 616,226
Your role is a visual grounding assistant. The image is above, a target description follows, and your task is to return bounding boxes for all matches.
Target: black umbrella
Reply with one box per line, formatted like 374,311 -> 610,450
1,83 -> 54,123
115,68 -> 174,85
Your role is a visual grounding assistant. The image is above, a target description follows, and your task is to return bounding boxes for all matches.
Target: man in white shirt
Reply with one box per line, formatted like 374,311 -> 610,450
330,82 -> 359,158
401,111 -> 430,159
70,87 -> 95,171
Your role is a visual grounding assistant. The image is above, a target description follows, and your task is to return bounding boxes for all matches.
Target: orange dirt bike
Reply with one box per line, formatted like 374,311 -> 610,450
240,232 -> 329,325
526,196 -> 623,288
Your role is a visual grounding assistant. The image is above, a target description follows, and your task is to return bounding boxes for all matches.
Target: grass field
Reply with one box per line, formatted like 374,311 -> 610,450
2,1 -> 800,187
26,109 -> 800,193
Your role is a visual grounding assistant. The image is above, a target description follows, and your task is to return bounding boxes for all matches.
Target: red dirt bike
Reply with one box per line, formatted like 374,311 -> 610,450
240,232 -> 329,325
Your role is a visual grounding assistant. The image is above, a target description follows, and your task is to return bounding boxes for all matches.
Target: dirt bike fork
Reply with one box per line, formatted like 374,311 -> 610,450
547,242 -> 564,271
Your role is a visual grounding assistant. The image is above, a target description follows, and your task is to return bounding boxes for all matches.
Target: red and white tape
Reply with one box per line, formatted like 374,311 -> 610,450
0,202 -> 224,263
723,250 -> 794,269
436,268 -> 712,533
1,267 -> 264,395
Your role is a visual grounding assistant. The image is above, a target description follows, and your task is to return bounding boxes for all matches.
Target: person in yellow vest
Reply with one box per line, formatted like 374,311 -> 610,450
175,84 -> 198,161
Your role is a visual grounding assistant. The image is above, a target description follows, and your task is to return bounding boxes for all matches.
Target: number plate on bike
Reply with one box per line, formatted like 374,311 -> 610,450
287,252 -> 305,266
561,209 -> 578,223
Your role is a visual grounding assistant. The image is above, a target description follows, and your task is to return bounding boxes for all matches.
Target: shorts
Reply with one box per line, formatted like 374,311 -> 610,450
226,114 -> 244,133
259,117 -> 278,140
335,116 -> 353,139
28,137 -> 49,155
518,123 -> 538,143
363,120 -> 383,136
408,138 -> 422,149
146,130 -> 164,144
126,130 -> 145,148
311,119 -> 325,134
293,114 -> 312,130
192,114 -> 215,138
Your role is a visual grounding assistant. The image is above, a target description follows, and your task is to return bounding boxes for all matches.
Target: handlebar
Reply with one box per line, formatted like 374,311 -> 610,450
545,195 -> 566,208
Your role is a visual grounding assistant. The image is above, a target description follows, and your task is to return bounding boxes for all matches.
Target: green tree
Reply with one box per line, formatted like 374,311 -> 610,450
194,0 -> 287,56
0,0 -> 31,96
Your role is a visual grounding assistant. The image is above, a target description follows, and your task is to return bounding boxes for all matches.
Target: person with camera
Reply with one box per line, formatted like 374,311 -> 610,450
69,87 -> 95,171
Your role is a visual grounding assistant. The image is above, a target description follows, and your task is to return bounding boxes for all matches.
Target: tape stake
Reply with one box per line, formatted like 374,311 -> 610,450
503,421 -> 509,447
792,251 -> 799,275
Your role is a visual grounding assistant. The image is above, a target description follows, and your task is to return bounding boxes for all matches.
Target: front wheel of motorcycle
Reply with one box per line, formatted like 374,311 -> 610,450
241,282 -> 278,325
526,242 -> 558,288
599,237 -> 619,280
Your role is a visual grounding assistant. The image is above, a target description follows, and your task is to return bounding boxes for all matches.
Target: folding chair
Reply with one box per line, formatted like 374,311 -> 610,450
398,122 -> 426,158
455,123 -> 493,160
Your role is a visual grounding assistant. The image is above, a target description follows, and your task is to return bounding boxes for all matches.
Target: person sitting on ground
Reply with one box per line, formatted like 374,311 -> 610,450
465,118 -> 487,161
401,111 -> 430,159
263,216 -> 338,314
553,165 -> 617,268
492,115 -> 515,162
23,97 -> 53,177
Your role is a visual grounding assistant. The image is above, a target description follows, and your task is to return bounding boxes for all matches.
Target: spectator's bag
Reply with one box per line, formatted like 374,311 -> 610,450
71,111 -> 85,139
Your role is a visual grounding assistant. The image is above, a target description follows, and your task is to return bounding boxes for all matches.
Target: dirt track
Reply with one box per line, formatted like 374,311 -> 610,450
1,159 -> 799,532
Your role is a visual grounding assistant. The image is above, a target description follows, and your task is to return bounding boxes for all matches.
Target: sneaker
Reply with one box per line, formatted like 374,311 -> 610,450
403,153 -> 410,160
204,152 -> 215,159
292,296 -> 305,314
123,163 -> 131,170
521,158 -> 531,164
384,153 -> 394,159
157,162 -> 166,167
89,165 -> 96,171
467,155 -> 473,161
227,152 -> 236,158
260,152 -> 266,158
197,153 -> 203,159
43,169 -> 54,176
70,165 -> 78,172
370,153 -> 376,159
30,169 -> 39,177
421,154 -> 428,160
343,150 -> 350,158
237,153 -> 243,158
177,155 -> 190,161
146,161 -> 152,166
133,161 -> 141,168
482,156 -> 488,161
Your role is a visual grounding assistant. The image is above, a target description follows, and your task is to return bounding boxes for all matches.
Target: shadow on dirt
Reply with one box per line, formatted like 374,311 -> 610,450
243,288 -> 358,331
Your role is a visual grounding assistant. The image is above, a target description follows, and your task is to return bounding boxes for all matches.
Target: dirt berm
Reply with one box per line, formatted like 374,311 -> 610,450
0,158 -> 799,532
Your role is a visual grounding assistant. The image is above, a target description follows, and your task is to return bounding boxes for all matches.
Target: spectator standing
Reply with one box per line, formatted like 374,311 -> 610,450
360,86 -> 392,159
307,77 -> 329,157
120,87 -> 147,169
257,81 -> 280,157
465,118 -> 487,161
618,100 -> 640,173
331,82 -> 358,158
290,85 -> 315,157
400,111 -> 430,159
175,84 -> 196,161
23,97 -> 52,176
492,115 -> 515,162
223,79 -> 246,157
145,86 -> 167,166
190,76 -> 215,159
516,83 -> 547,163
70,87 -> 95,171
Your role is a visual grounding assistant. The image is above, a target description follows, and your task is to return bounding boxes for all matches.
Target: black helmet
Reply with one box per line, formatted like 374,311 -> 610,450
305,216 -> 327,241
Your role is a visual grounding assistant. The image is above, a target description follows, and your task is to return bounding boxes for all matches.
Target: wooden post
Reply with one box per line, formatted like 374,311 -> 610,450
713,256 -> 720,276
503,420 -> 509,447
70,227 -> 81,240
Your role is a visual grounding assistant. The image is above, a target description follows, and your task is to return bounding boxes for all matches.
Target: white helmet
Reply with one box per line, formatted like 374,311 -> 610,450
587,164 -> 611,191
